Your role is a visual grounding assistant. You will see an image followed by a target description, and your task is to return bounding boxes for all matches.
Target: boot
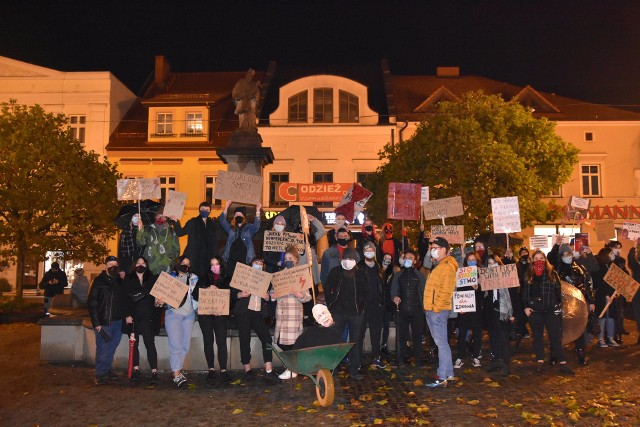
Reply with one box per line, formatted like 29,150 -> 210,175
576,349 -> 587,366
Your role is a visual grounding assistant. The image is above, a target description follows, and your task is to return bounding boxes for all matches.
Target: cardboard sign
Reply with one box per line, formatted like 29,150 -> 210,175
595,219 -> 616,241
263,230 -> 306,255
277,183 -> 350,202
574,233 -> 590,252
529,235 -> 549,249
150,272 -> 189,309
622,222 -> 640,240
197,288 -> 230,316
478,264 -> 520,291
229,263 -> 273,296
570,196 -> 591,211
564,196 -> 589,222
387,183 -> 422,220
271,264 -> 313,299
116,178 -> 161,201
552,234 -> 572,245
162,190 -> 187,219
213,170 -> 263,205
431,225 -> 464,245
491,196 -> 522,233
421,186 -> 430,204
456,266 -> 478,288
335,183 -> 373,222
603,263 -> 640,301
453,290 -> 477,313
422,196 -> 464,220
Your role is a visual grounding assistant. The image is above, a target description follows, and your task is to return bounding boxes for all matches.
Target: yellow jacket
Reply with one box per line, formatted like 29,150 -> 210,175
423,255 -> 459,312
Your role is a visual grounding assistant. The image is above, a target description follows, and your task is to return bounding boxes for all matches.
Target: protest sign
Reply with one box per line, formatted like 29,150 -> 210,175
387,183 -> 422,220
491,196 -> 522,233
197,288 -> 230,316
421,186 -> 430,204
213,170 -> 263,205
603,263 -> 640,301
478,264 -> 520,291
552,234 -> 572,245
117,179 -> 138,201
271,264 -> 313,299
563,196 -> 590,222
529,235 -> 549,249
229,263 -> 273,296
456,266 -> 478,288
150,272 -> 189,309
276,183 -> 350,203
422,196 -> 464,220
574,233 -> 590,252
263,230 -> 306,254
335,183 -> 373,222
595,219 -> 616,241
138,178 -> 162,199
622,222 -> 640,240
162,190 -> 187,219
570,196 -> 591,211
453,290 -> 477,313
431,225 -> 465,245
116,178 -> 161,201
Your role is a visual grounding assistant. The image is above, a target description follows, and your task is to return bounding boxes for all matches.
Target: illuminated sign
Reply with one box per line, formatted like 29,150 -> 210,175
277,183 -> 351,202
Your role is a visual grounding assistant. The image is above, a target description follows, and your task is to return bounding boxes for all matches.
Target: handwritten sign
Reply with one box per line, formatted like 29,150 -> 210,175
421,186 -> 430,204
335,183 -> 373,222
456,266 -> 478,288
552,234 -> 572,245
162,190 -> 187,219
431,225 -> 464,245
116,178 -> 161,201
603,263 -> 640,301
213,170 -> 263,205
453,290 -> 476,313
570,196 -> 591,211
387,183 -> 421,220
529,235 -> 549,249
229,263 -> 273,296
622,222 -> 640,240
491,196 -> 521,233
263,231 -> 306,254
150,272 -> 188,309
422,196 -> 464,220
595,219 -> 616,241
478,264 -> 520,291
198,288 -> 230,316
271,264 -> 313,299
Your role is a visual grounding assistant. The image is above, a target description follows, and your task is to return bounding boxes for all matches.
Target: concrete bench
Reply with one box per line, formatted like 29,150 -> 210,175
48,294 -> 87,316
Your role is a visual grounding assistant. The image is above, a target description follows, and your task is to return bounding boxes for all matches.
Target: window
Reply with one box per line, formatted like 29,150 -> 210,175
581,164 -> 601,197
585,132 -> 594,142
269,173 -> 289,207
185,112 -> 203,134
313,172 -> 333,207
288,91 -> 308,123
339,90 -> 359,123
69,115 -> 86,144
159,176 -> 176,204
204,176 -> 221,206
549,186 -> 562,197
156,113 -> 173,135
313,88 -> 333,123
356,172 -> 375,190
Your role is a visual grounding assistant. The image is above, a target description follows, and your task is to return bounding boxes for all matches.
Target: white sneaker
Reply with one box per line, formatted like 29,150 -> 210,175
607,338 -> 620,347
278,369 -> 297,379
454,358 -> 464,369
472,358 -> 481,367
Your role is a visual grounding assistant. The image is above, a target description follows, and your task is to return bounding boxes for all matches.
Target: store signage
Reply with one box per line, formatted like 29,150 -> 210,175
277,183 -> 351,202
588,205 -> 640,220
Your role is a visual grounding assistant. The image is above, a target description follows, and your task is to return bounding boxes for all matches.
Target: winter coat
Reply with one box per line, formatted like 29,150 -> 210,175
390,268 -> 426,313
324,265 -> 370,316
521,270 -> 562,313
39,268 -> 67,297
423,255 -> 458,312
219,212 -> 260,265
87,271 -> 129,328
274,290 -> 312,345
556,261 -> 596,305
593,260 -> 619,316
137,224 -> 180,274
173,216 -> 218,279
124,271 -> 160,334
320,245 -> 361,284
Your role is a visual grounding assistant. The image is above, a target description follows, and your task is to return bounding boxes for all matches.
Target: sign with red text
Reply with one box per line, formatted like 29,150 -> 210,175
387,183 -> 422,220
197,288 -> 230,316
453,290 -> 477,313
271,265 -> 313,299
335,183 -> 373,222
422,196 -> 464,220
214,170 -> 263,205
150,272 -> 188,309
263,231 -> 306,254
162,190 -> 187,219
456,266 -> 478,288
478,264 -> 520,291
277,183 -> 350,202
491,196 -> 522,233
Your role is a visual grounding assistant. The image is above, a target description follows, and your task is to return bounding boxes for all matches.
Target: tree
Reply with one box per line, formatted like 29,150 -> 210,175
367,91 -> 579,243
0,100 -> 121,298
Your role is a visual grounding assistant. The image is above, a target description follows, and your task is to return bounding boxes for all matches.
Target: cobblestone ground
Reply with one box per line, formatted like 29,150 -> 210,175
1,322 -> 639,427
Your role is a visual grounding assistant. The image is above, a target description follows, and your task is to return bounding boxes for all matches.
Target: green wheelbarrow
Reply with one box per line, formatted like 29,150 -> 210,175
269,342 -> 354,407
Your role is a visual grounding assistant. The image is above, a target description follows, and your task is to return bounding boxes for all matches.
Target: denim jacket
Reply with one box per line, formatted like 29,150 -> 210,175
219,212 -> 260,264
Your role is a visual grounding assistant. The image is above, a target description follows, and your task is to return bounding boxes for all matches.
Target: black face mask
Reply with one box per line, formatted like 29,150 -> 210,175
135,265 -> 147,274
107,266 -> 119,276
179,265 -> 190,273
364,225 -> 373,232
235,216 -> 244,225
337,238 -> 349,247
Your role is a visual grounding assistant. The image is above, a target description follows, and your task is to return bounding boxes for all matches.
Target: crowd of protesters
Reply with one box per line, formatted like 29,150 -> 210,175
83,200 -> 640,389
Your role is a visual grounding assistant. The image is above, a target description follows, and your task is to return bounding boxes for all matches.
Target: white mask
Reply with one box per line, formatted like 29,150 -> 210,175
382,259 -> 391,268
274,224 -> 285,232
609,253 -> 616,261
403,259 -> 414,268
364,251 -> 375,259
341,259 -> 356,270
612,248 -> 620,256
252,263 -> 263,270
430,248 -> 440,259
131,215 -> 139,226
562,256 -> 573,264
488,261 -> 498,268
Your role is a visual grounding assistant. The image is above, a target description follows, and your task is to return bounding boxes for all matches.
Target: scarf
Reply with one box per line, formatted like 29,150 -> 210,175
493,288 -> 513,322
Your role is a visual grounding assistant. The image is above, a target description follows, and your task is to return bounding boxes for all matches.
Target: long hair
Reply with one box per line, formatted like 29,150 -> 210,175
487,253 -> 504,266
525,250 -> 553,284
208,256 -> 226,277
284,245 -> 300,264
173,256 -> 189,274
127,256 -> 151,280
597,246 -> 613,264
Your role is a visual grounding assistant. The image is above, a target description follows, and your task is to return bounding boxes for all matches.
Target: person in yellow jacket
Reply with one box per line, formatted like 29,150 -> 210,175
423,237 -> 459,387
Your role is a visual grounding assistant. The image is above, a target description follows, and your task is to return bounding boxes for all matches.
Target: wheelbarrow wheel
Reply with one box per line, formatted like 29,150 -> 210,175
315,368 -> 335,407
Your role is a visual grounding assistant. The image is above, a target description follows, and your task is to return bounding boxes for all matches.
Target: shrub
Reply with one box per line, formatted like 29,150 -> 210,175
0,278 -> 11,293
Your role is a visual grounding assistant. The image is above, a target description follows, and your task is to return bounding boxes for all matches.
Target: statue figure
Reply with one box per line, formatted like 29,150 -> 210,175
232,68 -> 261,133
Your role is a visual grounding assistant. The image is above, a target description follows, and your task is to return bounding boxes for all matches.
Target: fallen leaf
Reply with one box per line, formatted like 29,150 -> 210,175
463,369 -> 473,374
391,373 -> 397,379
413,379 -> 424,386
468,400 -> 480,405
187,383 -> 197,390
297,405 -> 307,411
376,399 -> 388,406
373,418 -> 384,424
415,419 -> 430,425
456,397 -> 465,404
231,379 -> 241,385
254,412 -> 266,417
483,377 -> 493,382
485,382 -> 501,388
327,414 -> 336,419
405,391 -> 416,397
295,383 -> 303,391
307,409 -> 317,413
232,409 -> 244,415
337,404 -> 345,411
359,394 -> 374,401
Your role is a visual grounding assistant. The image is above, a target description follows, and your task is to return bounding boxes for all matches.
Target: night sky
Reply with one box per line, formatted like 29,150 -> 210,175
2,1 -> 640,106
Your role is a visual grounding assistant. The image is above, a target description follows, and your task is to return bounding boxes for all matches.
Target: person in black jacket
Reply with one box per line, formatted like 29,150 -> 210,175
324,247 -> 370,380
88,255 -> 132,385
124,256 -> 160,385
171,201 -> 218,280
359,241 -> 386,369
39,262 -> 68,316
454,252 -> 483,370
627,241 -> 640,345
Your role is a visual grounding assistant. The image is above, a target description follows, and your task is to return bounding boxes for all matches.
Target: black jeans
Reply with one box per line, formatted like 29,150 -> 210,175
488,315 -> 512,365
332,312 -> 364,375
397,310 -> 424,362
633,291 -> 640,332
133,318 -> 158,370
456,324 -> 482,359
362,305 -> 384,359
198,315 -> 228,370
381,309 -> 394,348
529,311 -> 565,362
236,310 -> 272,365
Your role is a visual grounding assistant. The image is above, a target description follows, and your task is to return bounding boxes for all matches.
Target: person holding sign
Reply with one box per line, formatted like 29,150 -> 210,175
263,215 -> 288,273
627,240 -> 640,345
137,213 -> 180,275
593,247 -> 623,348
219,201 -> 262,276
607,241 -> 630,342
194,256 -> 231,385
522,250 -> 574,375
454,252 -> 483,370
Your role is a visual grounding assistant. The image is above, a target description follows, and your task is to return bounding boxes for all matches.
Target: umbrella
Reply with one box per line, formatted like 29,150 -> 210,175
561,280 -> 589,345
115,199 -> 162,230
266,205 -> 325,232
127,332 -> 136,379
475,232 -> 524,249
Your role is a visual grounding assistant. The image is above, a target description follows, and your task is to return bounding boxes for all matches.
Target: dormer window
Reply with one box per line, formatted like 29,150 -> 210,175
185,112 -> 203,134
314,88 -> 333,123
339,90 -> 359,123
156,113 -> 173,135
288,91 -> 308,123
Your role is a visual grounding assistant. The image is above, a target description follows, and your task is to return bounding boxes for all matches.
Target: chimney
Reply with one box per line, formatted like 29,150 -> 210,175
154,55 -> 171,85
436,66 -> 460,78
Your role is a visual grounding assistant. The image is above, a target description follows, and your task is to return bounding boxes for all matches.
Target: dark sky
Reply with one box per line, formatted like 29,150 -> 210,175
3,1 -> 640,106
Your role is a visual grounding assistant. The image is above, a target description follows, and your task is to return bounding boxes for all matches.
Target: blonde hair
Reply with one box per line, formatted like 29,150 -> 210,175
284,245 -> 300,262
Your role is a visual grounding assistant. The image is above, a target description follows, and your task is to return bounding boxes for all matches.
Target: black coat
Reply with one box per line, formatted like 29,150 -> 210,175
87,271 -> 129,328
324,265 -> 370,316
39,268 -> 68,297
173,216 -> 218,279
124,272 -> 160,334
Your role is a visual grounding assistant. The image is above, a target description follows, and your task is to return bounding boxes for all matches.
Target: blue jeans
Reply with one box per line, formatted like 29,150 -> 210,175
165,310 -> 195,372
94,320 -> 122,377
425,310 -> 453,380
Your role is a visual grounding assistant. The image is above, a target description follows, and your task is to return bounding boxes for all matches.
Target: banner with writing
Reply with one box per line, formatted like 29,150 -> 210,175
529,235 -> 549,249
197,288 -> 230,316
150,272 -> 189,309
213,170 -> 263,205
456,266 -> 478,288
271,265 -> 313,299
491,196 -> 521,233
453,290 -> 477,313
263,230 -> 306,255
604,263 -> 640,301
229,263 -> 273,296
421,186 -> 430,204
595,219 -> 616,241
387,183 -> 422,220
335,183 -> 373,222
117,178 -> 161,201
431,225 -> 464,245
478,264 -> 520,291
422,196 -> 464,220
622,222 -> 640,240
162,190 -> 188,219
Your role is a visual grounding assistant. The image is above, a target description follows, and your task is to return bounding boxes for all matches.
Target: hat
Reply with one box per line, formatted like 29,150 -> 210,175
234,206 -> 247,216
274,215 -> 286,225
559,243 -> 572,256
431,237 -> 450,250
343,248 -> 358,260
104,255 -> 118,264
74,267 -> 84,273
519,247 -> 529,255
363,241 -> 376,252
50,262 -> 60,269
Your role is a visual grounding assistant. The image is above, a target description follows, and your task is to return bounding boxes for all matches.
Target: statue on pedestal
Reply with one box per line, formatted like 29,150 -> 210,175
232,69 -> 261,133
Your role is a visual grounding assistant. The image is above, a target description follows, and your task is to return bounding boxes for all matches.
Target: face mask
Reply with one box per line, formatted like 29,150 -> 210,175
364,225 -> 373,232
382,260 -> 391,268
612,249 -> 620,256
274,224 -> 285,232
341,259 -> 356,270
403,259 -> 414,268
135,265 -> 146,274
572,251 -> 580,258
252,263 -> 263,270
364,251 -> 375,259
235,216 -> 244,224
179,264 -> 190,273
520,255 -> 529,262
211,265 -> 220,274
283,260 -> 295,269
335,219 -> 346,228
609,253 -> 616,261
107,266 -> 119,276
337,238 -> 349,247
562,256 -> 573,264
155,217 -> 166,226
476,248 -> 486,258
200,210 -> 210,219
467,260 -> 477,267
430,248 -> 440,259
132,216 -> 139,226
533,260 -> 546,276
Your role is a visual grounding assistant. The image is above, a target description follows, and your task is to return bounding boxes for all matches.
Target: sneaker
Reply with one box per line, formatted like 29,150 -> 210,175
105,370 -> 118,381
94,375 -> 106,386
278,369 -> 298,380
218,371 -> 232,384
129,369 -> 141,383
173,374 -> 187,388
372,357 -> 387,369
426,378 -> 447,388
598,340 -> 608,348
454,358 -> 464,369
472,358 -> 481,368
243,369 -> 256,382
445,375 -> 456,382
263,370 -> 282,385
380,345 -> 390,355
607,338 -> 620,347
559,364 -> 574,375
150,372 -> 158,386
